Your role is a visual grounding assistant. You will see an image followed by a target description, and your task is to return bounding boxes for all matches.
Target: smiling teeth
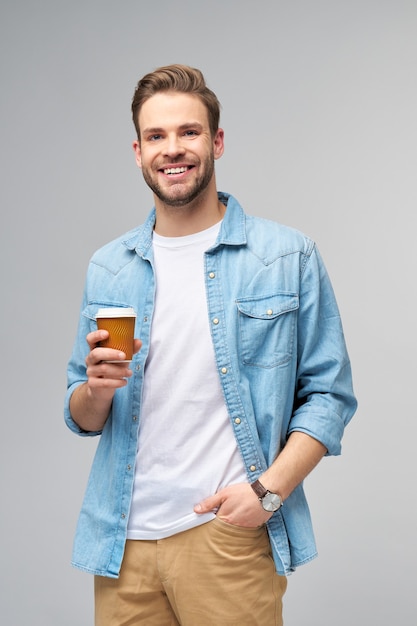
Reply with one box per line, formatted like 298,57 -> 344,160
164,167 -> 188,174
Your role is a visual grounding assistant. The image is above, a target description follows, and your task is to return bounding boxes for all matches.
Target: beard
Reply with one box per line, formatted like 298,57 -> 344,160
141,151 -> 215,208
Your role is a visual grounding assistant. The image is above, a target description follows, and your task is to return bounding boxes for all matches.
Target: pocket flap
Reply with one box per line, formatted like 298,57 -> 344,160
82,302 -> 135,322
236,293 -> 299,320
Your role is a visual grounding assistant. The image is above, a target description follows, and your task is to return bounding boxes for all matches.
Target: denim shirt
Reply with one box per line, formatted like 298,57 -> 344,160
65,192 -> 357,577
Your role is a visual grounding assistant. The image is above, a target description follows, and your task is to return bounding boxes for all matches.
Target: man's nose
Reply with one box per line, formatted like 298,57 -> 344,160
163,134 -> 186,158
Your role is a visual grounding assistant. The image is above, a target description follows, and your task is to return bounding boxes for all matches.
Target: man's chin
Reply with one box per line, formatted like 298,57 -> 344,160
155,189 -> 201,208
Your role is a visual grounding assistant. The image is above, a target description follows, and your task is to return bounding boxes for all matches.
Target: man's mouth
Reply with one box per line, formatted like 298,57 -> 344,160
162,166 -> 193,175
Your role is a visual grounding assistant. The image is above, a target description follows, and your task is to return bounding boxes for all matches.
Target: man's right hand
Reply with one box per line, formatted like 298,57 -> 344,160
85,329 -> 142,390
69,330 -> 142,432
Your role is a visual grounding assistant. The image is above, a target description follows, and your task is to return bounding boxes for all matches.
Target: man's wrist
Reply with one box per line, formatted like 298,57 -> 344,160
250,479 -> 283,512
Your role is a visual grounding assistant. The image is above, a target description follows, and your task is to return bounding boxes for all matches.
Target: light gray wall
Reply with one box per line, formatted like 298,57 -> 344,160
1,1 -> 416,624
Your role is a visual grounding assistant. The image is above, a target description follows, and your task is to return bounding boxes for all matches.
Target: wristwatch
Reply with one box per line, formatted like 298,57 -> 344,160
251,479 -> 283,512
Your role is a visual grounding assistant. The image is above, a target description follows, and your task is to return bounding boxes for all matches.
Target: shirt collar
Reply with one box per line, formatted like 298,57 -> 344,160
122,192 -> 247,256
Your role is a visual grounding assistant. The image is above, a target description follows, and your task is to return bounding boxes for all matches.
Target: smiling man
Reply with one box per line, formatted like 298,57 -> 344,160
65,64 -> 357,626
134,91 -> 223,215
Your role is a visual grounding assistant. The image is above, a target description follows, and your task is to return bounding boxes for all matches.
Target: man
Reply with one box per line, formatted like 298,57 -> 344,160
65,64 -> 357,625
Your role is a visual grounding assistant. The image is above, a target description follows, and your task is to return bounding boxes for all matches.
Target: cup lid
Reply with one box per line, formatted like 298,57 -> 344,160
96,307 -> 136,318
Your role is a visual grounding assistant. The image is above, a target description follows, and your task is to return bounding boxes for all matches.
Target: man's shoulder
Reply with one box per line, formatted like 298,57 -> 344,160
244,213 -> 315,258
87,223 -> 147,276
90,225 -> 136,255
89,206 -> 155,268
224,193 -> 314,256
93,225 -> 142,254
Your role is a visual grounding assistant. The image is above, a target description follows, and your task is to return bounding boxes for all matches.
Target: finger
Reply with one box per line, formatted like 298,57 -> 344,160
86,347 -> 127,366
88,374 -> 130,390
86,360 -> 133,386
86,329 -> 109,350
133,338 -> 142,354
194,493 -> 223,514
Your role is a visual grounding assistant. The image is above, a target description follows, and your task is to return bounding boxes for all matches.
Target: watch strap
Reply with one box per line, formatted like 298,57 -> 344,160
250,479 -> 269,499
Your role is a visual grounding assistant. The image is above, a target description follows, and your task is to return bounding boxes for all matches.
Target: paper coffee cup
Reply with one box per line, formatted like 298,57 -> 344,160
96,307 -> 136,361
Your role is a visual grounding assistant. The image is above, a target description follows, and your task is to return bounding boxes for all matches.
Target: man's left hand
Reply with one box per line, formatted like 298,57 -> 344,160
194,482 -> 272,527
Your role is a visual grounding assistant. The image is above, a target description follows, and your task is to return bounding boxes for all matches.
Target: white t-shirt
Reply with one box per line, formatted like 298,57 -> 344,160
127,222 -> 247,540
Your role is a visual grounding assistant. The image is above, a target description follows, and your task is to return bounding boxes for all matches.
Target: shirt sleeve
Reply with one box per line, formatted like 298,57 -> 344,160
287,245 -> 357,455
64,282 -> 103,437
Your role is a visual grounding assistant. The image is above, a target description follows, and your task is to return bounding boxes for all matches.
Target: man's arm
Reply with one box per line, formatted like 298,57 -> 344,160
194,432 -> 326,527
260,431 -> 326,501
69,329 -> 142,432
195,245 -> 355,526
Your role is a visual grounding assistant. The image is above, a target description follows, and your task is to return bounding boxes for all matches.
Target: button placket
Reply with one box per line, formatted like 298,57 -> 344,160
206,253 -> 261,477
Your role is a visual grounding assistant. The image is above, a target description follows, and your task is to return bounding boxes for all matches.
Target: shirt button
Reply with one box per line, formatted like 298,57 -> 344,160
267,309 -> 273,316
127,465 -> 132,471
121,513 -> 126,519
133,415 -> 138,421
212,318 -> 219,325
209,272 -> 215,279
221,367 -> 228,374
234,418 -> 241,425
135,364 -> 141,371
250,465 -> 257,472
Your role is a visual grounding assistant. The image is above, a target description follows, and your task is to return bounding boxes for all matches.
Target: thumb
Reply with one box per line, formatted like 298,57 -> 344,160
194,492 -> 222,514
133,338 -> 142,354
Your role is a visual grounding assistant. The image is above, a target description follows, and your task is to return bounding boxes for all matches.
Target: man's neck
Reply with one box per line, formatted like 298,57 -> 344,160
153,186 -> 225,237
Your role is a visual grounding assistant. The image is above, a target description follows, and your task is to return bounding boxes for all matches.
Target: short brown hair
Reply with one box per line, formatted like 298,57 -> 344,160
131,64 -> 221,139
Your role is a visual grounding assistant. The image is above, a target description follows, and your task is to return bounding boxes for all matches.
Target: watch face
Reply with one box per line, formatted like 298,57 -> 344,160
262,492 -> 282,512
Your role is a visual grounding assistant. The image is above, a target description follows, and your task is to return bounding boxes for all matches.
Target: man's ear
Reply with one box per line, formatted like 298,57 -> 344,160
132,140 -> 142,168
213,128 -> 225,160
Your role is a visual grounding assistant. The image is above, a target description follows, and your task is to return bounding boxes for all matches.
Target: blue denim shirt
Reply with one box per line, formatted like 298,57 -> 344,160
65,192 -> 357,577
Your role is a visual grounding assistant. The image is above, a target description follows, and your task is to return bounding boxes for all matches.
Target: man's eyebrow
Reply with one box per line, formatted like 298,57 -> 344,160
142,127 -> 164,136
142,122 -> 204,135
178,122 -> 203,131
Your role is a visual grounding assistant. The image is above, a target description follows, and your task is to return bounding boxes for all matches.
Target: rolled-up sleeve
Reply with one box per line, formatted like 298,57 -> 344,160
64,286 -> 102,437
288,245 -> 357,455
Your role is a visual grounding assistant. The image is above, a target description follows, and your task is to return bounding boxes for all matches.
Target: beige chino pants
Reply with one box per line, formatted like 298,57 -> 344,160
95,518 -> 287,626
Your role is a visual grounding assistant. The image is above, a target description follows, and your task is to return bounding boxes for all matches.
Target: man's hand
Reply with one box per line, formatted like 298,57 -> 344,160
85,329 -> 142,391
194,482 -> 272,527
69,330 -> 142,432
194,434 -> 327,527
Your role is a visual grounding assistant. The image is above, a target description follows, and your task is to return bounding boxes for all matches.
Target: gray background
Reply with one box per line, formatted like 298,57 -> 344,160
1,1 -> 416,624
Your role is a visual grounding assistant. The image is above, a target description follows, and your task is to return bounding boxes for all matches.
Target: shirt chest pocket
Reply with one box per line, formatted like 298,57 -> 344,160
236,293 -> 299,368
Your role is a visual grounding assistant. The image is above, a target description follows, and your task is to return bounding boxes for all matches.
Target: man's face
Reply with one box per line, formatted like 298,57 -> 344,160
133,92 -> 224,207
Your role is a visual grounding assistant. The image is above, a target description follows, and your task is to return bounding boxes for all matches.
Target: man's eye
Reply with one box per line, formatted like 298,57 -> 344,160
149,134 -> 162,141
184,130 -> 198,137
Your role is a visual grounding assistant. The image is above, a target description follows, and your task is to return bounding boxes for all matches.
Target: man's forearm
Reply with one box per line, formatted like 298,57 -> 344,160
69,382 -> 113,432
260,432 -> 327,501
